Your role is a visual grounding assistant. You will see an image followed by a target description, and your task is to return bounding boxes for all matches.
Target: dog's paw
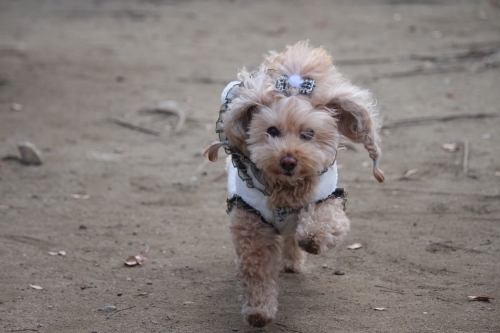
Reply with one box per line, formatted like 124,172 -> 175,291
298,237 -> 321,255
246,313 -> 273,328
283,260 -> 303,273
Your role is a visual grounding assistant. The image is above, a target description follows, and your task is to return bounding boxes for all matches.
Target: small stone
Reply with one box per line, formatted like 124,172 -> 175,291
231,329 -> 239,332
151,320 -> 158,324
10,103 -> 23,111
97,305 -> 116,312
322,264 -> 328,268
18,141 -> 43,165
334,270 -> 345,275
146,280 -> 152,285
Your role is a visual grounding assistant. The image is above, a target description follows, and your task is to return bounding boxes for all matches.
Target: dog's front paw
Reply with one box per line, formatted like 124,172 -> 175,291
298,237 -> 321,255
296,199 -> 350,255
246,312 -> 274,328
283,259 -> 303,273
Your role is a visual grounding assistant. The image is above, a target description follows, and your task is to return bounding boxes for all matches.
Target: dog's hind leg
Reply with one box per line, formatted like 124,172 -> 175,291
282,236 -> 307,273
229,209 -> 280,328
295,198 -> 350,255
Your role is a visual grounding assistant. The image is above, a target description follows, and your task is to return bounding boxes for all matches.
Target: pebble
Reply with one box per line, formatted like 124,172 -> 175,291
97,305 -> 116,312
151,320 -> 158,324
334,270 -> 345,275
322,264 -> 328,268
147,280 -> 153,285
18,141 -> 43,165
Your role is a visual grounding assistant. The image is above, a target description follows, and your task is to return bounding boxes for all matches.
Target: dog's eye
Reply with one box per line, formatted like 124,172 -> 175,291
267,126 -> 281,137
300,129 -> 314,140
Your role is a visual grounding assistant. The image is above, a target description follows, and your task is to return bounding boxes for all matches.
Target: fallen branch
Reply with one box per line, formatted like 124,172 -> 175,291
106,305 -> 136,319
337,48 -> 500,66
177,76 -> 230,85
139,107 -> 186,133
374,285 -> 404,294
10,329 -> 38,332
351,185 -> 500,199
382,113 -> 499,129
462,139 -> 469,175
108,118 -> 161,136
377,64 -> 467,79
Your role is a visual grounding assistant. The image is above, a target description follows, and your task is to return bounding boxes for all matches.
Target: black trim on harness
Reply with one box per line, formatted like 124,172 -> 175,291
226,188 -> 348,234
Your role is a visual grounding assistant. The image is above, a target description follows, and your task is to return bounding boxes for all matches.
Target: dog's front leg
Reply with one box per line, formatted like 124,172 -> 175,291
295,198 -> 350,255
229,208 -> 281,327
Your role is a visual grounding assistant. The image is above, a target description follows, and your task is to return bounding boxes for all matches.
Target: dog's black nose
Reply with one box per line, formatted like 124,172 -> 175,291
280,156 -> 297,171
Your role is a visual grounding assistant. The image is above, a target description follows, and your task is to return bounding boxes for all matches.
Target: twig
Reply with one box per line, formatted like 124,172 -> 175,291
458,216 -> 500,221
108,118 -> 161,136
177,76 -> 230,85
106,305 -> 136,319
212,171 -> 227,182
337,48 -> 499,66
335,55 -> 407,66
462,139 -> 469,175
382,113 -> 499,129
374,285 -> 404,294
10,330 -> 38,332
140,107 -> 186,133
351,185 -> 500,199
275,323 -> 301,332
452,40 -> 500,49
377,64 -> 467,79
0,155 -> 21,162
193,159 -> 210,174
437,297 -> 452,302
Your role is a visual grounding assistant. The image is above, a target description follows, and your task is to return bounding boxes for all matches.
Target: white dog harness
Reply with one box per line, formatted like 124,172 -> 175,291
219,81 -> 347,236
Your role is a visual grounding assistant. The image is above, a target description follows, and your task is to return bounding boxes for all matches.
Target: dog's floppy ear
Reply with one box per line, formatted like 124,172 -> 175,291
224,103 -> 257,155
325,84 -> 385,182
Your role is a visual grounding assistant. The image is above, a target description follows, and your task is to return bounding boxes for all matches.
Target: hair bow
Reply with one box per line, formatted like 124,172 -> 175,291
274,74 -> 316,95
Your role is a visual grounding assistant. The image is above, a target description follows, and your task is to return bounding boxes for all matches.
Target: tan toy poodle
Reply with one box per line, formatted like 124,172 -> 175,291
204,41 -> 385,327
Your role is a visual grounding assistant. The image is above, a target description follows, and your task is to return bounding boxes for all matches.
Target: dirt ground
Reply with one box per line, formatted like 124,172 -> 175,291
1,0 -> 499,332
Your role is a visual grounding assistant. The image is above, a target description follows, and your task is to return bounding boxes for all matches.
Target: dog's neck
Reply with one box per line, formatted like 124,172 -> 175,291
265,175 -> 319,210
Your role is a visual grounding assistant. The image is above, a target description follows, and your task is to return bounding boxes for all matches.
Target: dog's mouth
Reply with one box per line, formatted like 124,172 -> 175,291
282,170 -> 294,177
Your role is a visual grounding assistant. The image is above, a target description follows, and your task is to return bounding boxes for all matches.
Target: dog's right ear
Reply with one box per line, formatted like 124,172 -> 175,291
223,103 -> 258,155
203,103 -> 257,162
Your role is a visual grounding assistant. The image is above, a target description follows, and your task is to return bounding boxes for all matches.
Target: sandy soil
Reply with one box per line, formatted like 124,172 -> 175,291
1,1 -> 499,332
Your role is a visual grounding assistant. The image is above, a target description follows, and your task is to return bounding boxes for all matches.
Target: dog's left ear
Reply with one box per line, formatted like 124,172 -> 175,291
325,85 -> 385,182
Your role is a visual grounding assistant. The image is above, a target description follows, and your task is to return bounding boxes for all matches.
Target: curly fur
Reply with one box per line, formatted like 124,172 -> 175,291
208,41 -> 384,327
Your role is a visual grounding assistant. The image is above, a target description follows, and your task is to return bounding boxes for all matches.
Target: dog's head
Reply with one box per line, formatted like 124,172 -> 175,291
207,41 -> 384,184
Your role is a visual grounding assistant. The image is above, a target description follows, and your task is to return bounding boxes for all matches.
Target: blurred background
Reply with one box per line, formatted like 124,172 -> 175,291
0,1 -> 499,332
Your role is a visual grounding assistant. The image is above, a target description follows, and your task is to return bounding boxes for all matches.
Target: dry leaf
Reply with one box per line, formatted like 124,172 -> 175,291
467,296 -> 494,302
441,143 -> 460,152
403,169 -> 418,178
374,307 -> 385,311
71,194 -> 90,200
29,284 -> 43,290
347,243 -> 363,250
10,103 -> 23,111
48,250 -> 66,256
124,247 -> 149,266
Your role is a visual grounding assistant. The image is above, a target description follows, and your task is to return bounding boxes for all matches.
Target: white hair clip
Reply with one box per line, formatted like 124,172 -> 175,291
274,74 -> 316,95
